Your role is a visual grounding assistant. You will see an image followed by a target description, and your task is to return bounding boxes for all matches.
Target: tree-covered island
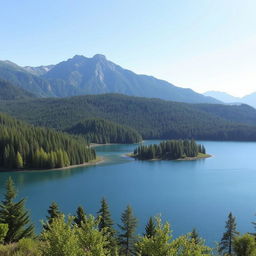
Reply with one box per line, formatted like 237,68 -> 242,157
131,140 -> 210,161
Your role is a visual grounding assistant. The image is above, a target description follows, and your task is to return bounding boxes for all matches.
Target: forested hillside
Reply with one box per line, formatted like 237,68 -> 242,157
0,79 -> 35,100
0,113 -> 96,170
0,94 -> 256,141
67,118 -> 142,144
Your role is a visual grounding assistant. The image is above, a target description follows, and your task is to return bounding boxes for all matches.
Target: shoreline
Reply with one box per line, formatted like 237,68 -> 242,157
126,153 -> 212,161
0,157 -> 105,173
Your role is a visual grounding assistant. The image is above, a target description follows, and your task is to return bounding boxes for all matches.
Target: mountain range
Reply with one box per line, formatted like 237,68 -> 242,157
204,91 -> 256,108
0,55 -> 220,104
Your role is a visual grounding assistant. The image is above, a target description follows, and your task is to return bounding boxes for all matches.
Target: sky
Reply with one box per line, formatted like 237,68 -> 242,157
0,0 -> 255,97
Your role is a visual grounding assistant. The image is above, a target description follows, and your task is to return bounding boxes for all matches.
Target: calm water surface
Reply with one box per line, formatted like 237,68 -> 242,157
0,140 -> 256,245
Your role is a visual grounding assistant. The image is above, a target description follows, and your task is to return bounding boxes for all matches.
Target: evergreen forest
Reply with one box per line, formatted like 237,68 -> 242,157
0,113 -> 96,170
133,140 -> 207,160
66,118 -> 142,144
1,94 -> 256,141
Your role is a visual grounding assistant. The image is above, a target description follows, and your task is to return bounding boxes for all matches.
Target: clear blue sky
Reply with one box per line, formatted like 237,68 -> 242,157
1,0 -> 255,96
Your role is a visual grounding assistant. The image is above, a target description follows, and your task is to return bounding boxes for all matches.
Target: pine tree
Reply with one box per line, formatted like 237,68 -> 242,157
44,202 -> 62,230
74,206 -> 86,227
219,212 -> 239,255
118,205 -> 137,256
190,228 -> 200,244
97,198 -> 117,252
16,152 -> 24,169
144,217 -> 156,238
0,177 -> 34,243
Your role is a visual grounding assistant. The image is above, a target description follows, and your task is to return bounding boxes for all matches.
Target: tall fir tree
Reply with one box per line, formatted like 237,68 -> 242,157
97,198 -> 117,253
190,228 -> 200,244
219,212 -> 239,256
43,202 -> 62,230
118,205 -> 137,256
0,177 -> 34,243
74,206 -> 86,227
144,217 -> 156,238
16,152 -> 23,169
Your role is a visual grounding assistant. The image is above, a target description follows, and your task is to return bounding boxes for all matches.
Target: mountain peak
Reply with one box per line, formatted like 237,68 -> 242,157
92,54 -> 106,61
71,55 -> 86,60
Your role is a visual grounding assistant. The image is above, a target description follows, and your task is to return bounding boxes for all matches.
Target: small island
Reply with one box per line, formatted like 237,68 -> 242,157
130,139 -> 211,161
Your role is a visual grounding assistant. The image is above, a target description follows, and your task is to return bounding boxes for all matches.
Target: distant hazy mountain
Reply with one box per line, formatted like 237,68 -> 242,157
24,65 -> 54,76
204,91 -> 239,103
0,79 -> 35,100
0,55 -> 220,103
242,93 -> 256,108
0,60 -> 54,97
204,90 -> 256,108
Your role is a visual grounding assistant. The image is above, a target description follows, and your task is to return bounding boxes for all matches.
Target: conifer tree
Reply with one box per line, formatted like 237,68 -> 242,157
16,152 -> 23,169
118,205 -> 137,256
144,217 -> 156,238
190,228 -> 200,244
97,198 -> 117,253
0,177 -> 34,243
44,202 -> 62,230
74,206 -> 86,227
219,212 -> 239,255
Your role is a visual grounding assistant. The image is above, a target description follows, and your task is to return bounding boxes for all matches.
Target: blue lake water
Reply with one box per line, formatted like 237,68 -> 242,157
0,140 -> 256,246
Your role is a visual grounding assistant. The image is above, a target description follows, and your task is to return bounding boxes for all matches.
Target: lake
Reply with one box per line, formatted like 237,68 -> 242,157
0,140 -> 256,246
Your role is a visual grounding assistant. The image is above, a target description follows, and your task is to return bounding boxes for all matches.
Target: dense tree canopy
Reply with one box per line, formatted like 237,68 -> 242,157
133,140 -> 206,160
1,94 -> 256,141
67,118 -> 142,144
0,113 -> 96,170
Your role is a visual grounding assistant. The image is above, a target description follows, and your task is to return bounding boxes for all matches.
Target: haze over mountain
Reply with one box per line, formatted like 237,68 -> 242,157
0,55 -> 220,104
204,91 -> 256,108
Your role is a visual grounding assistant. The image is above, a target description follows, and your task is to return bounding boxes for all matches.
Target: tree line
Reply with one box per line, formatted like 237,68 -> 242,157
133,140 -> 206,160
0,113 -> 96,170
66,118 -> 142,144
1,94 -> 256,141
0,178 -> 255,256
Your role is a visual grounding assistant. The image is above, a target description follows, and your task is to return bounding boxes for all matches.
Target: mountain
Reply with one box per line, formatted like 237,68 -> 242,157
204,90 -> 256,108
242,93 -> 256,108
0,94 -> 256,141
0,55 -> 220,103
0,79 -> 36,100
24,65 -> 54,76
41,54 -> 220,103
204,91 -> 239,103
0,60 -> 54,97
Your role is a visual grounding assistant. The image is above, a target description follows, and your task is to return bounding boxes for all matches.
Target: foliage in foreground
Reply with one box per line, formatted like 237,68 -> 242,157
0,178 -> 256,255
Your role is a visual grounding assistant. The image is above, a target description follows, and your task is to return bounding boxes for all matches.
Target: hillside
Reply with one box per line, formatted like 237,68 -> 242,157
0,94 -> 256,141
67,118 -> 142,144
0,112 -> 96,170
41,54 -> 220,103
0,60 -> 54,97
204,90 -> 256,108
0,56 -> 219,104
0,79 -> 35,100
